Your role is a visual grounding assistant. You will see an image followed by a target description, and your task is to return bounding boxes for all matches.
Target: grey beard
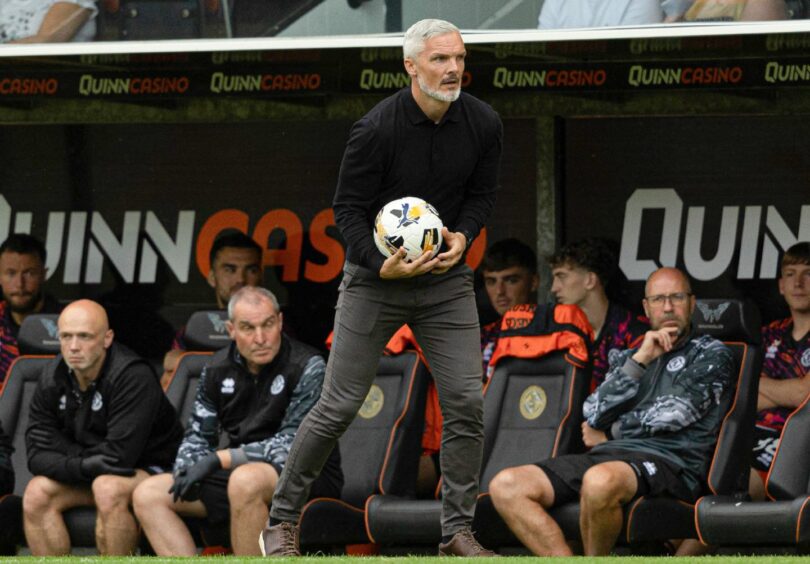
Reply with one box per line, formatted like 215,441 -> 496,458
417,76 -> 461,102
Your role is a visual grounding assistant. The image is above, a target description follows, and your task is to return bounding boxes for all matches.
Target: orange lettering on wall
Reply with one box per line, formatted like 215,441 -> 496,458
253,209 -> 303,282
465,227 -> 487,270
196,209 -> 250,276
305,209 -> 345,283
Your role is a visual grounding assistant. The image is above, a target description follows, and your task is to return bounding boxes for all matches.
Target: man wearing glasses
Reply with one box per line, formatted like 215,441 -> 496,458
488,267 -> 734,556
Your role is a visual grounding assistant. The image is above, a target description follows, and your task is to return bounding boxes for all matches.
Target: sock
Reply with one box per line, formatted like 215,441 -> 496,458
268,517 -> 283,527
441,534 -> 454,544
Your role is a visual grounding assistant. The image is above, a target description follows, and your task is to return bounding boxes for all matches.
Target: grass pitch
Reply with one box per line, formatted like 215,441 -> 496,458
4,557 -> 810,563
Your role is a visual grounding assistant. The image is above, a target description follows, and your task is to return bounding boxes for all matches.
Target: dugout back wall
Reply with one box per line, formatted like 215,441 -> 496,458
1,26 -> 809,355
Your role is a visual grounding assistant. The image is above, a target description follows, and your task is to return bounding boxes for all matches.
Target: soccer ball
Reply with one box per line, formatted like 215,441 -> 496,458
373,196 -> 443,261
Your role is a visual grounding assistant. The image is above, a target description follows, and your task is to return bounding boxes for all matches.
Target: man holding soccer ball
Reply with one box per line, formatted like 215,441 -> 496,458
261,18 -> 502,557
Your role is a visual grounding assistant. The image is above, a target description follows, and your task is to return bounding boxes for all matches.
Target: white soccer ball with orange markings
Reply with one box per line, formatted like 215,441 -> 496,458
373,196 -> 443,261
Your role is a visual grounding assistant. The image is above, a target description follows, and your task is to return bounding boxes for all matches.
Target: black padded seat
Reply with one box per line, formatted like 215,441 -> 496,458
16,314 -> 61,356
696,391 -> 810,552
182,310 -> 231,351
299,352 -> 430,550
366,304 -> 592,548
163,351 -> 218,424
0,356 -> 55,495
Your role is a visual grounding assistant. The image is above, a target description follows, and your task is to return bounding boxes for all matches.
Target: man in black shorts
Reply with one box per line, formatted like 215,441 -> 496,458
133,286 -> 341,556
489,267 -> 734,556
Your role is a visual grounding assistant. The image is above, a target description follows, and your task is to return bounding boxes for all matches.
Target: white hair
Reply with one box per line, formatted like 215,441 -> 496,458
227,286 -> 280,320
403,19 -> 461,61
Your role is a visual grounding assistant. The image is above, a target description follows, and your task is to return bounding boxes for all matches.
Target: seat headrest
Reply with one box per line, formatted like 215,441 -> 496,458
183,310 -> 231,351
18,314 -> 61,355
691,298 -> 761,344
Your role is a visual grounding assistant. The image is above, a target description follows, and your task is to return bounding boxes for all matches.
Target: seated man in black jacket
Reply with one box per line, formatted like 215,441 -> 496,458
133,286 -> 342,556
23,299 -> 184,556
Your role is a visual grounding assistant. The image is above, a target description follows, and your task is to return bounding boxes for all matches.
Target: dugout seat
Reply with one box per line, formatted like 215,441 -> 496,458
365,304 -> 592,548
164,350 -> 218,424
0,314 -> 62,491
298,351 -> 430,551
696,386 -> 810,553
15,314 -> 61,357
548,298 -> 762,549
179,310 -> 231,352
0,350 -> 57,547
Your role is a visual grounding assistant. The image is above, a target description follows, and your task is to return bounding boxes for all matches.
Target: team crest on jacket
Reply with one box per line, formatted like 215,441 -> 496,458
666,356 -> 686,372
271,375 -> 285,395
91,391 -> 103,411
221,378 -> 235,394
802,349 -> 810,368
59,394 -> 66,411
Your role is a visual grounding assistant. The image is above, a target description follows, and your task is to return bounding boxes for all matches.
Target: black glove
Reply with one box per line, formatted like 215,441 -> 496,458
80,453 -> 136,478
169,453 -> 221,503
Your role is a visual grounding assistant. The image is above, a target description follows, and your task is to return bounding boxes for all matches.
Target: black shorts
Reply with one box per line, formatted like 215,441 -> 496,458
536,449 -> 696,507
751,425 -> 781,473
199,464 -> 343,527
142,464 -> 172,476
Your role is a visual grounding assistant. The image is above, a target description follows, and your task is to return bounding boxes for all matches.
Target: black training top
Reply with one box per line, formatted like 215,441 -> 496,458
333,87 -> 503,274
26,342 -> 183,484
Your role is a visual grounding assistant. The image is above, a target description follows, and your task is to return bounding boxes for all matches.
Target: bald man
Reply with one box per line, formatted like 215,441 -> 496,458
23,300 -> 183,555
489,267 -> 734,556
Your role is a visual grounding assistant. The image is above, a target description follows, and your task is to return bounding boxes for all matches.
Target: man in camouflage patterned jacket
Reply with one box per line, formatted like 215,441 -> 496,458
133,286 -> 342,556
489,267 -> 734,556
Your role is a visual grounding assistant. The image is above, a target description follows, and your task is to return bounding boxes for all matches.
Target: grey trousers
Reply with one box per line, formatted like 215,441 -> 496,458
270,261 -> 485,536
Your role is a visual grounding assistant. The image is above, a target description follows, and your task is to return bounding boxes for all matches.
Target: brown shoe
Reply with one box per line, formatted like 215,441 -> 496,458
438,528 -> 498,557
259,521 -> 300,557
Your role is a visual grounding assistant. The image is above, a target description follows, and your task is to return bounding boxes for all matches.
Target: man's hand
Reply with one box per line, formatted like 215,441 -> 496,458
581,422 -> 608,448
632,326 -> 680,367
431,228 -> 466,275
379,247 -> 438,279
80,453 -> 135,478
169,453 -> 221,503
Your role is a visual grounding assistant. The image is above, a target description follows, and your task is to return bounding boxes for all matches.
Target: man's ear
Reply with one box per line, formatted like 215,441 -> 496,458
104,329 -> 114,349
207,268 -> 217,289
530,274 -> 540,293
226,320 -> 235,340
404,57 -> 417,77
